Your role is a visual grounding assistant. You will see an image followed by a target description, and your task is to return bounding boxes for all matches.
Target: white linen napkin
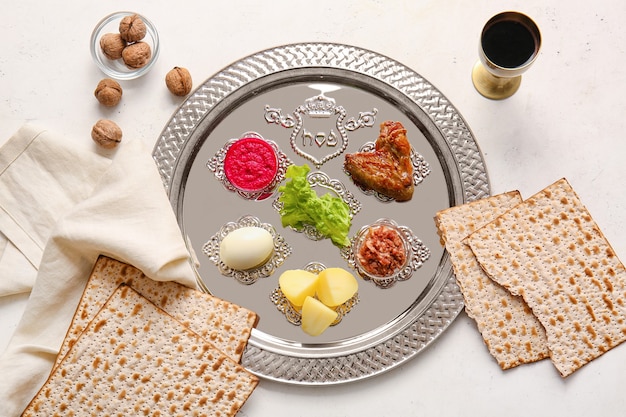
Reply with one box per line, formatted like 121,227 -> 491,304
0,125 -> 197,416
0,125 -> 110,296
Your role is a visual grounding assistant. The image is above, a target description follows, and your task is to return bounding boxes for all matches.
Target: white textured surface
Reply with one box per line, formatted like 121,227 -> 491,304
2,1 -> 626,416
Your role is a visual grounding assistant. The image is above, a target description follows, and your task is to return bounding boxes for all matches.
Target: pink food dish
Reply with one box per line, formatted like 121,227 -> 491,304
223,136 -> 279,192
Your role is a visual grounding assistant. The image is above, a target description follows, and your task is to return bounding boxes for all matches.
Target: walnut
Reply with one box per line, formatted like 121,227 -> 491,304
165,67 -> 193,96
91,119 -> 122,149
118,14 -> 147,42
94,79 -> 123,107
121,42 -> 151,69
99,33 -> 126,60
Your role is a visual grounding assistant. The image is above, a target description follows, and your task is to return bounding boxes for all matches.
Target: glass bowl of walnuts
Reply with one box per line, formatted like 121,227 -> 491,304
90,11 -> 160,80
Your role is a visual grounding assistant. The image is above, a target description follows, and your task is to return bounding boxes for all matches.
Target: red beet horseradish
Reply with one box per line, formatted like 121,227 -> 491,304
223,137 -> 278,192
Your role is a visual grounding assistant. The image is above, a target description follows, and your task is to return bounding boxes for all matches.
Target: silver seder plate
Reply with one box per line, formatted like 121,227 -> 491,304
152,43 -> 490,385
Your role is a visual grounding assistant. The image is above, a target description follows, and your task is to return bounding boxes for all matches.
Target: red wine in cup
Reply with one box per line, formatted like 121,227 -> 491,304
482,19 -> 537,68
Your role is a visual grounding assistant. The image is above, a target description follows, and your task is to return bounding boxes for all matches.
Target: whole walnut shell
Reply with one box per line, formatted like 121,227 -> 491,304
122,42 -> 152,69
118,14 -> 147,42
91,119 -> 122,149
99,33 -> 127,60
94,79 -> 123,107
165,67 -> 193,96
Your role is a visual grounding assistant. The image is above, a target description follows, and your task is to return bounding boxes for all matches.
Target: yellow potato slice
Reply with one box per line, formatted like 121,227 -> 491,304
278,269 -> 319,307
301,296 -> 338,336
316,267 -> 358,307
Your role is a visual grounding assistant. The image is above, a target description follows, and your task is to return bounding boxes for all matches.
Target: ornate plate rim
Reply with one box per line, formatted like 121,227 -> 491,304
152,42 -> 490,385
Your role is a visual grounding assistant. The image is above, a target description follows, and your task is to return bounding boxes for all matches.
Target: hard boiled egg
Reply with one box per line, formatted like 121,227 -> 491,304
219,226 -> 274,270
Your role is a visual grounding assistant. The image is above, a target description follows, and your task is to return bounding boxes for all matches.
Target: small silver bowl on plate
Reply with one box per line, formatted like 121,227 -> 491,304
207,132 -> 290,202
90,11 -> 160,80
345,218 -> 430,288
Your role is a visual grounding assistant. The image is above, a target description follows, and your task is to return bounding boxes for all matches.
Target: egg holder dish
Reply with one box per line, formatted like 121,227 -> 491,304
344,142 -> 432,202
269,262 -> 360,326
202,215 -> 292,285
90,11 -> 160,80
207,133 -> 291,201
342,218 -> 431,289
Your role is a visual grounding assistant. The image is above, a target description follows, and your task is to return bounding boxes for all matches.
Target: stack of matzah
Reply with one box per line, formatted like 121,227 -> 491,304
436,178 -> 626,377
55,256 -> 258,367
22,256 -> 259,416
435,191 -> 550,370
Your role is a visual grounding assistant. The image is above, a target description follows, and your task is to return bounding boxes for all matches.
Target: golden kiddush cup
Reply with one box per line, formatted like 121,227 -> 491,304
472,11 -> 541,100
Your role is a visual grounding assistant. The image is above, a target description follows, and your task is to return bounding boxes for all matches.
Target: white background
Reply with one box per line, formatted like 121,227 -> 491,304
2,1 -> 626,416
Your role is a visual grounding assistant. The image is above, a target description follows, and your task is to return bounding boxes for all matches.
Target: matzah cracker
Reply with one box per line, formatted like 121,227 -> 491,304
435,192 -> 549,369
23,285 -> 258,416
467,178 -> 626,377
55,256 -> 257,370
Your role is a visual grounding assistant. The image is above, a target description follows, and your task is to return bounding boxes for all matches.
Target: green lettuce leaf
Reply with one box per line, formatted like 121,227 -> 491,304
278,164 -> 351,247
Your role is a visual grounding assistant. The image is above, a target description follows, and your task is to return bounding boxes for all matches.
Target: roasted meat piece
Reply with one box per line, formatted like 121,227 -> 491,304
344,121 -> 414,201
